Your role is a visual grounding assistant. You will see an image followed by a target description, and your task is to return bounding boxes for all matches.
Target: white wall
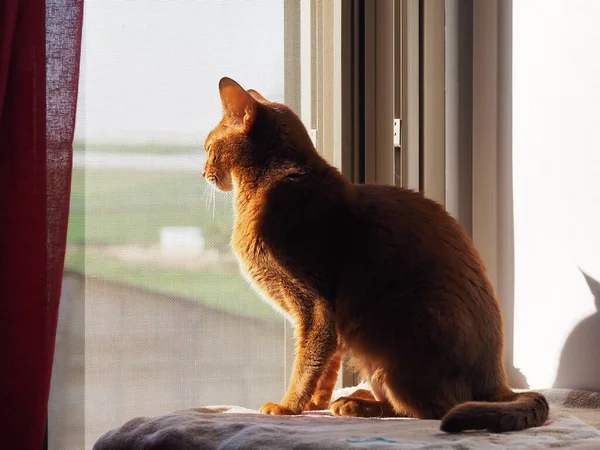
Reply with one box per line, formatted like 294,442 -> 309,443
512,0 -> 600,390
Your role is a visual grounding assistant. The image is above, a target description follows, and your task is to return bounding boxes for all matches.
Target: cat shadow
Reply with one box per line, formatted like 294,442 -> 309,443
553,270 -> 600,392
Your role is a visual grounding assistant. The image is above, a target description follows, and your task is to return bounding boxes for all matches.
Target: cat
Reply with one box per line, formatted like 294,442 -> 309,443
202,77 -> 549,432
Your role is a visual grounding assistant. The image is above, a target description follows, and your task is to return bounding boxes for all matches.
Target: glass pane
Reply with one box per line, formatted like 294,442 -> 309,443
49,1 -> 342,448
49,1 -> 292,448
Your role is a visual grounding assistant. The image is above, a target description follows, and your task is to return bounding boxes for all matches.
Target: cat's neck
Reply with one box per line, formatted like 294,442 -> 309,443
233,147 -> 326,190
230,154 -> 347,217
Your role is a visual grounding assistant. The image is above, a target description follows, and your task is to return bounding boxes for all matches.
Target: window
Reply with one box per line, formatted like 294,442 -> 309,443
48,1 -> 343,448
48,1 -> 448,447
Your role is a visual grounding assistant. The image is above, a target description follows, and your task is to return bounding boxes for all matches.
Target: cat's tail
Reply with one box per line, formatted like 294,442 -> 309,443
440,389 -> 549,433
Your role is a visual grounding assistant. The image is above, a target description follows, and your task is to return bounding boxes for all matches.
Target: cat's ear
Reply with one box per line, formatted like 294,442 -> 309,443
219,77 -> 256,130
247,89 -> 269,104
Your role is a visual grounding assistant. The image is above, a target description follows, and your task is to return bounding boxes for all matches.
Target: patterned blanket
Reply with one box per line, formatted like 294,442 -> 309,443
93,388 -> 600,449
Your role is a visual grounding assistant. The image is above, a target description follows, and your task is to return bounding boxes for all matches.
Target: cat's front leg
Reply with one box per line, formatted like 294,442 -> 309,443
260,305 -> 337,415
304,350 -> 342,410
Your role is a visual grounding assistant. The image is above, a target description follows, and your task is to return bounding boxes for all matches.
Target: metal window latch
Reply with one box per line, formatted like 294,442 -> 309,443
393,119 -> 401,148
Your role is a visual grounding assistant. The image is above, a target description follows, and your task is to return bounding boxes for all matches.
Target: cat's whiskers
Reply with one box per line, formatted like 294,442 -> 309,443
202,182 -> 212,211
201,182 -> 210,203
211,175 -> 220,219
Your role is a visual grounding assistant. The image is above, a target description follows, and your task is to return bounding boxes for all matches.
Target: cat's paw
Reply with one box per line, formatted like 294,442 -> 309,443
259,402 -> 296,415
331,396 -> 400,418
331,397 -> 367,417
305,391 -> 332,410
305,398 -> 330,411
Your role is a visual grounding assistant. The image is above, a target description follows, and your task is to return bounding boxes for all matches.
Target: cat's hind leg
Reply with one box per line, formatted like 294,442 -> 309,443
382,368 -> 466,420
330,370 -> 412,418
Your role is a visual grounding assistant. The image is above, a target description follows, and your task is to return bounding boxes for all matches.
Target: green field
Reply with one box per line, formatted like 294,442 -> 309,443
66,167 -> 279,322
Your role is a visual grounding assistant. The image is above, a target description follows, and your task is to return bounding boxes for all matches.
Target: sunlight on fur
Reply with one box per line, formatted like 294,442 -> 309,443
200,77 -> 549,433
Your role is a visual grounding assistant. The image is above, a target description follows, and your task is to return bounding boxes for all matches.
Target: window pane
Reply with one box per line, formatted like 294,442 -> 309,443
49,1 -> 291,448
49,1 -> 342,448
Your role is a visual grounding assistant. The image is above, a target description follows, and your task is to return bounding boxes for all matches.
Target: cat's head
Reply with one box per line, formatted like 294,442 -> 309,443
202,77 -> 315,192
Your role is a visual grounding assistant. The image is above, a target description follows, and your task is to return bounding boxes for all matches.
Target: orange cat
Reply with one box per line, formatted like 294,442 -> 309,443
202,77 -> 549,432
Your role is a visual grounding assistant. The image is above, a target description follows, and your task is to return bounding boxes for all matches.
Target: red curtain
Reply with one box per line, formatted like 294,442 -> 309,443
0,0 -> 83,448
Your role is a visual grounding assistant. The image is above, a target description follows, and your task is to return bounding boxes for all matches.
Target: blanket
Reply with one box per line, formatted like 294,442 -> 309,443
93,388 -> 600,449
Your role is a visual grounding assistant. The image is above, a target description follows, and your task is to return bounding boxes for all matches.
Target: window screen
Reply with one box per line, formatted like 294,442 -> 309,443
48,1 -> 340,448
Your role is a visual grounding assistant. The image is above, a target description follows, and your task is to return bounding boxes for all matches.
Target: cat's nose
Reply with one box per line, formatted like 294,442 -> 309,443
202,166 -> 206,178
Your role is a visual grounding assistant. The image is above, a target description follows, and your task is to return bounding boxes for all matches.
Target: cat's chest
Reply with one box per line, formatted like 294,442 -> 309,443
231,220 -> 283,288
231,220 -> 297,321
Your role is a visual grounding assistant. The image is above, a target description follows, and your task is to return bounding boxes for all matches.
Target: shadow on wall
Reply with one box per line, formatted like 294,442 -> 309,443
553,270 -> 600,392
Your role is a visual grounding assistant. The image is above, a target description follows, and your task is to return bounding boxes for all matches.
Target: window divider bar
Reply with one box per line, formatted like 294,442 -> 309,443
400,0 -> 420,191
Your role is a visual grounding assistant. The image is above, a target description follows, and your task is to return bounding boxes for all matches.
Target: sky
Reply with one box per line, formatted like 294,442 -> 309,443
74,0 -> 285,146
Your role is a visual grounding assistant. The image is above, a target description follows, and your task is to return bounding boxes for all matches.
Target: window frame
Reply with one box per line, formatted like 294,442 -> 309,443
361,0 -> 516,384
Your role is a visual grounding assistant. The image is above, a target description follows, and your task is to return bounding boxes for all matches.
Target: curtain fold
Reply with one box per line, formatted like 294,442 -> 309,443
0,0 -> 83,447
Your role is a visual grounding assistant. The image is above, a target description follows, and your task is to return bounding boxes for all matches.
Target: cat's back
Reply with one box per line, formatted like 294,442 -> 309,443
350,183 -> 469,252
345,183 -> 492,307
